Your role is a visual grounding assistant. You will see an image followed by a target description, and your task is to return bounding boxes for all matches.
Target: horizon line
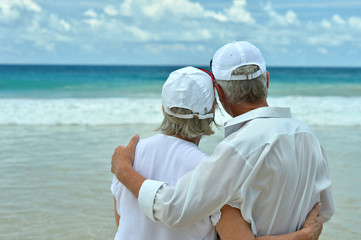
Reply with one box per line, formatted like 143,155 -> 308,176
0,63 -> 360,68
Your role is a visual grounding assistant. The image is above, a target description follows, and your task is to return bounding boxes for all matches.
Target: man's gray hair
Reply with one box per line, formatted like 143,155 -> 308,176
216,65 -> 268,105
158,106 -> 215,139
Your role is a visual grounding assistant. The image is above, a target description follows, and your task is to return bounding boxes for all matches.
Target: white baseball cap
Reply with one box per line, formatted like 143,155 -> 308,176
162,66 -> 215,119
211,41 -> 266,81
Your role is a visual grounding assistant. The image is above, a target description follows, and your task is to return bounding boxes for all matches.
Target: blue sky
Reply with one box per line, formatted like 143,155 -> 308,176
1,0 -> 361,66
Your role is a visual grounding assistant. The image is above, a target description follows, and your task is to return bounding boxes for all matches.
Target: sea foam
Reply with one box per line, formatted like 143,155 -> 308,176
0,96 -> 360,127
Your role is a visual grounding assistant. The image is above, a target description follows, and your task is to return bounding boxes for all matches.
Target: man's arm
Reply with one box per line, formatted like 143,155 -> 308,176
216,203 -> 323,240
112,135 -> 253,228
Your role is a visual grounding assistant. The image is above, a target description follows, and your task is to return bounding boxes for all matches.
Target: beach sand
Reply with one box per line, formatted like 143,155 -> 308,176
0,124 -> 360,239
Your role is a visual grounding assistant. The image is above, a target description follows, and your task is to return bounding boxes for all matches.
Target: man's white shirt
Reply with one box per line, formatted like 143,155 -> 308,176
138,107 -> 335,235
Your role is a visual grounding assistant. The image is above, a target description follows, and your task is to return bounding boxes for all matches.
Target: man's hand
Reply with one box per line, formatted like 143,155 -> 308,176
302,202 -> 323,240
111,135 -> 140,183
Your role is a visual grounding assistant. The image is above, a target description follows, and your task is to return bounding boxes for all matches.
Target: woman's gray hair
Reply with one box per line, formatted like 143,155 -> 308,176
216,65 -> 268,105
158,104 -> 216,139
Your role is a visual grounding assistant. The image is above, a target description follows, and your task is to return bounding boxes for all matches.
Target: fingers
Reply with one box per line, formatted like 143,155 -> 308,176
314,202 -> 321,216
309,202 -> 321,217
111,135 -> 140,174
127,134 -> 140,152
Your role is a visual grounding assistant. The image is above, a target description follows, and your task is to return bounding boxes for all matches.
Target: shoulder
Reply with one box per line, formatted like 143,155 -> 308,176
135,134 -> 163,151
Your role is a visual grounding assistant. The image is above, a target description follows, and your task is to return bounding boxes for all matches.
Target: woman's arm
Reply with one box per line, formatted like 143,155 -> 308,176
113,196 -> 120,228
216,203 -> 323,240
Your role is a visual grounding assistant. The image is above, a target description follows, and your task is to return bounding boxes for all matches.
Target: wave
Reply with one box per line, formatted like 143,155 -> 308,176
0,97 -> 360,127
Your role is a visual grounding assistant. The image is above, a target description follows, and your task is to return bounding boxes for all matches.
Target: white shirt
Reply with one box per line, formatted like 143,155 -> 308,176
111,134 -> 217,240
138,107 -> 335,236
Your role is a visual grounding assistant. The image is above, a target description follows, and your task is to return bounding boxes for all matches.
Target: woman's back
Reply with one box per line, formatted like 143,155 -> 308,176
111,134 -> 217,240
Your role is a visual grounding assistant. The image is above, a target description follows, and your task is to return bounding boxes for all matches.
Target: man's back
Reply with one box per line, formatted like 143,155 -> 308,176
222,107 -> 334,235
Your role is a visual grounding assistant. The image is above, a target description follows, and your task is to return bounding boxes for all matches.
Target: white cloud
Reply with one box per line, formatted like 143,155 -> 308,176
204,11 -> 228,22
333,14 -> 346,25
226,0 -> 255,24
317,47 -> 328,55
1,0 -> 360,65
0,0 -> 41,22
321,19 -> 331,28
117,0 -> 253,23
264,2 -> 299,26
83,18 -> 103,29
307,34 -> 353,47
20,0 -> 41,12
123,25 -> 150,41
104,5 -> 118,16
83,9 -> 98,18
0,0 -> 42,13
140,0 -> 205,20
119,0 -> 133,17
301,13 -> 361,50
348,16 -> 361,30
60,20 -> 71,31
0,0 -> 75,54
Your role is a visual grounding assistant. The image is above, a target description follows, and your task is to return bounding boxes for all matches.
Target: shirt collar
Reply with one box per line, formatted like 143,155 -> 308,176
224,107 -> 292,138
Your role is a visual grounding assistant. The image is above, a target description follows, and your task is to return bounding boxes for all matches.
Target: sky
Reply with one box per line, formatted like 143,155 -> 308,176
0,0 -> 361,66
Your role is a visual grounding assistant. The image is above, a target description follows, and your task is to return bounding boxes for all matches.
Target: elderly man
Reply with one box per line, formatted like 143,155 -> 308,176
111,41 -> 334,239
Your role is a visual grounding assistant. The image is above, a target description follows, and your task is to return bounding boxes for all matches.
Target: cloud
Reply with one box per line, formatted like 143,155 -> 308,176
1,0 -> 360,65
0,0 -> 254,56
332,14 -> 346,25
348,16 -> 361,30
305,13 -> 361,48
0,0 -> 41,23
78,0 -> 252,44
317,47 -> 328,55
225,0 -> 255,24
306,34 -> 353,47
104,5 -> 118,16
321,19 -> 331,28
115,0 -> 254,24
264,2 -> 299,26
83,9 -> 98,18
0,0 -> 74,54
60,20 -> 71,31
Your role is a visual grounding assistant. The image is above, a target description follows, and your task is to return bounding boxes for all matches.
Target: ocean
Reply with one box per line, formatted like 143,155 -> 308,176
0,65 -> 360,239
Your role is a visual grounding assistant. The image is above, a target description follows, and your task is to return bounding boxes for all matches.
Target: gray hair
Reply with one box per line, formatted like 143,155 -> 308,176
158,105 -> 216,139
216,65 -> 268,105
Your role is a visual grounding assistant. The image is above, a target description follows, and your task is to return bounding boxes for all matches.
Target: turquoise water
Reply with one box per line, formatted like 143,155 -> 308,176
1,65 -> 361,98
0,65 -> 360,126
0,65 -> 360,239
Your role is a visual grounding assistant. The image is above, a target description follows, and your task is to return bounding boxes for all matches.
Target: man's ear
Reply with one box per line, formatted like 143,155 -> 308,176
266,72 -> 269,89
215,83 -> 225,101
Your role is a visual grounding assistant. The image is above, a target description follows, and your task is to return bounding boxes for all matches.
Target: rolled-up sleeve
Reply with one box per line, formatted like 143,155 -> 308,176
137,141 -> 253,228
138,179 -> 166,222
